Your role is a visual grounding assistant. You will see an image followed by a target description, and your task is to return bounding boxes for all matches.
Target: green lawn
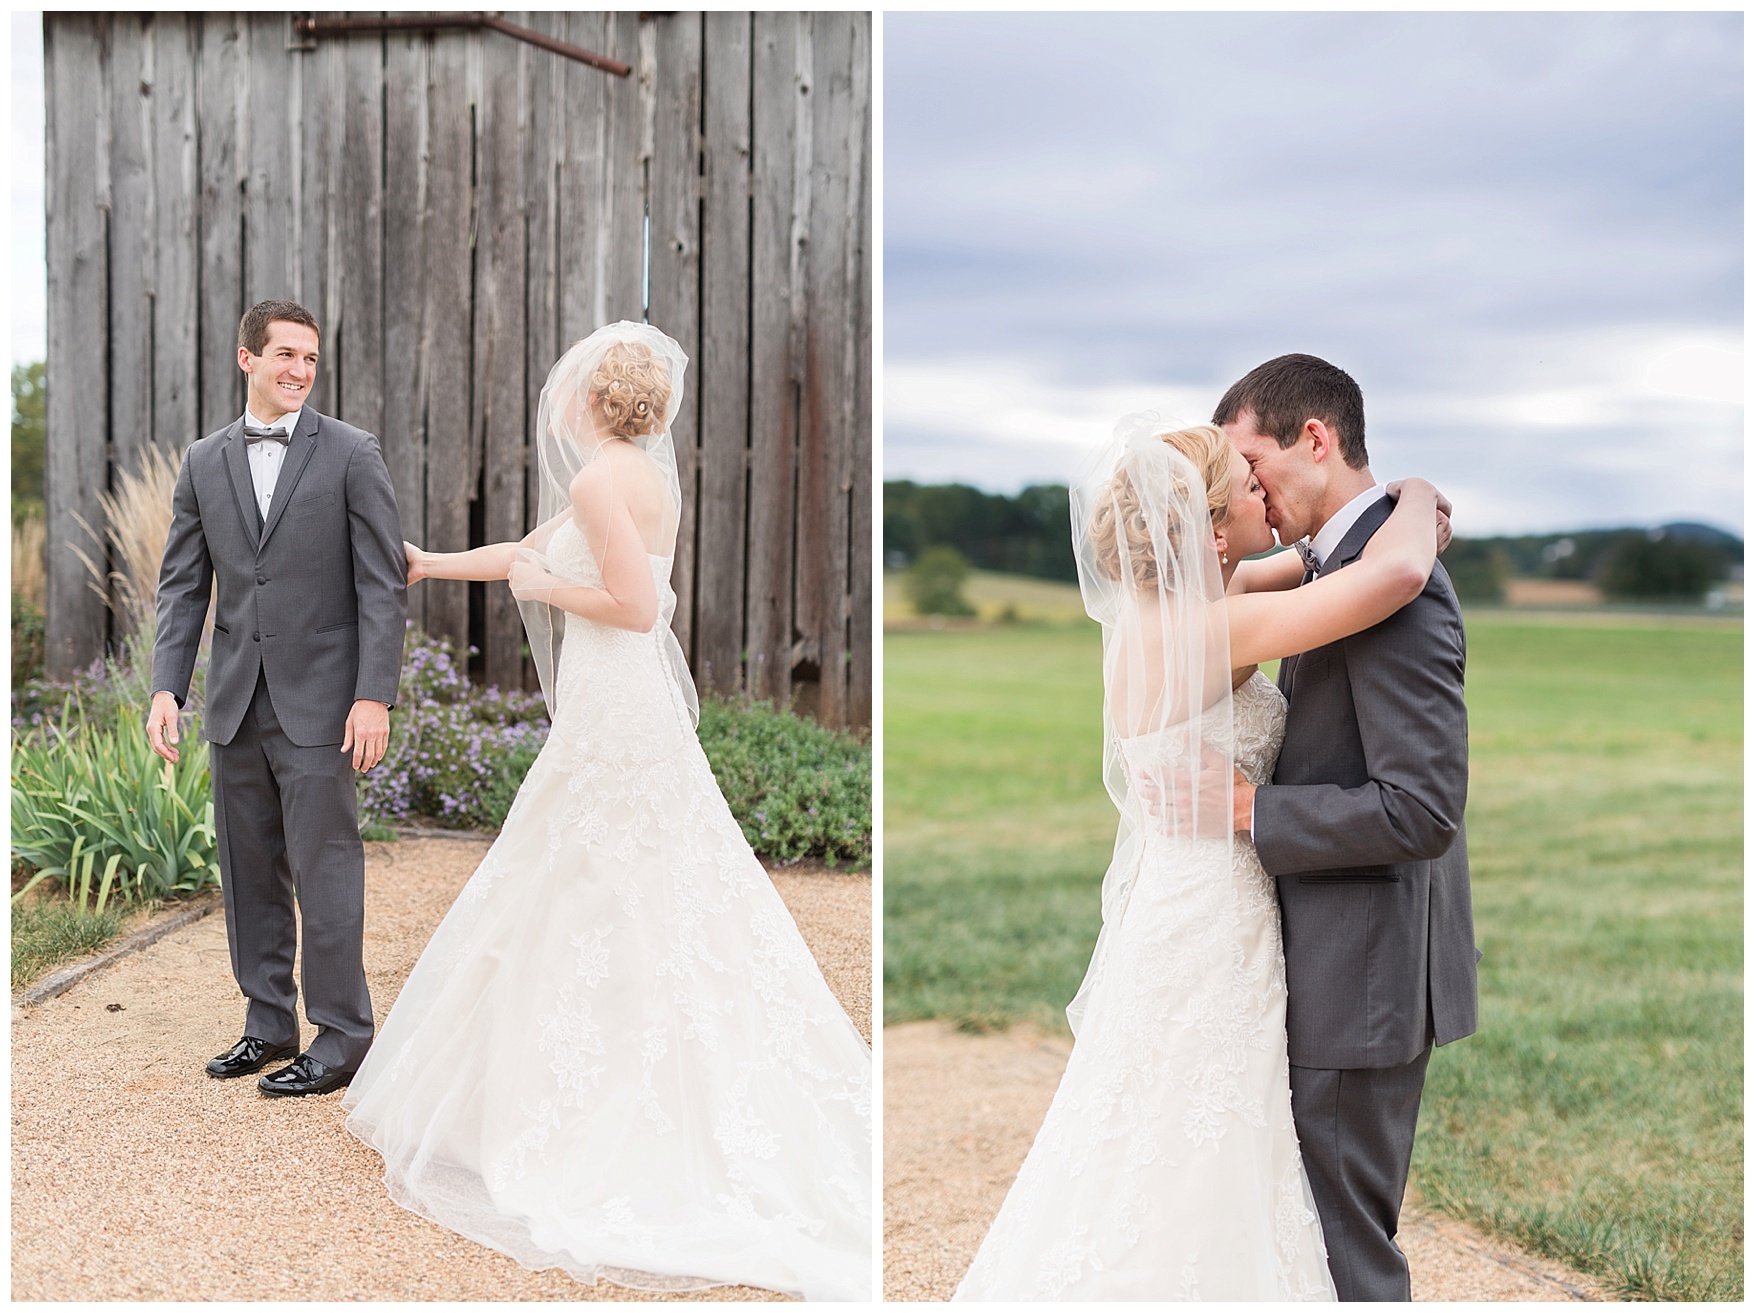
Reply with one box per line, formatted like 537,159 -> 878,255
883,608 -> 1742,1300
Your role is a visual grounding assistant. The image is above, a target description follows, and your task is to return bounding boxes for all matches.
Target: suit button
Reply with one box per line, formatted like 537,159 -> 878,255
256,575 -> 267,585
251,632 -> 260,641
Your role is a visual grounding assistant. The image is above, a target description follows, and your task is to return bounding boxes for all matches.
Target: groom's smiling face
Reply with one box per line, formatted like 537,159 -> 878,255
239,321 -> 320,423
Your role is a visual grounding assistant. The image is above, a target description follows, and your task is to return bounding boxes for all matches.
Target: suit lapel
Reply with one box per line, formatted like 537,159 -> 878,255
1279,494 -> 1393,697
221,419 -> 261,550
258,408 -> 321,551
1323,493 -> 1395,575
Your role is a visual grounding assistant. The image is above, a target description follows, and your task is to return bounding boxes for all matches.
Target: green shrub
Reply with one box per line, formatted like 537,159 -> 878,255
357,627 -> 551,830
11,591 -> 45,685
1442,539 -> 1508,605
11,694 -> 218,906
12,360 -> 45,522
906,544 -> 977,617
697,694 -> 872,868
1598,532 -> 1722,600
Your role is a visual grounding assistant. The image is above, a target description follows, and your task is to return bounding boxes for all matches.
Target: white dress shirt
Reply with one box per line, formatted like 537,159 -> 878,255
1305,483 -> 1388,572
243,406 -> 301,521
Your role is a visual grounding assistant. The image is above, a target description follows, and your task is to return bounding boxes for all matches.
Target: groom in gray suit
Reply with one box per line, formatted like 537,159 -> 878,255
1216,354 -> 1478,1300
147,299 -> 406,1097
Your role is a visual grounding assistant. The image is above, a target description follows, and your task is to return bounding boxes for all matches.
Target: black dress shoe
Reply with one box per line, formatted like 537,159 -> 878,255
206,1036 -> 299,1079
257,1052 -> 354,1098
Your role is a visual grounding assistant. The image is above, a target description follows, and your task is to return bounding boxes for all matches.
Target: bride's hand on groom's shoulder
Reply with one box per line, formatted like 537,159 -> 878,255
1385,479 -> 1453,553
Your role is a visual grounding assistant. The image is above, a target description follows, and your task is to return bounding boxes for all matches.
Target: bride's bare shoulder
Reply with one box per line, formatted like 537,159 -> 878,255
569,443 -> 661,501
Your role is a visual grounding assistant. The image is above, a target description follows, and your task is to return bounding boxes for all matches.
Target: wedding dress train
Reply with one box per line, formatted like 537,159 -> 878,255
345,520 -> 872,1301
954,672 -> 1333,1301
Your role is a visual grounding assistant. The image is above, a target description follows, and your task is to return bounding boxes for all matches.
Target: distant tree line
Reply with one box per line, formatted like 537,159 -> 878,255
884,481 -> 1077,582
884,480 -> 1743,603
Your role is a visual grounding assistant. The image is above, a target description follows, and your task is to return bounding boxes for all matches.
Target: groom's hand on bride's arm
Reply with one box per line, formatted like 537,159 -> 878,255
342,700 -> 391,772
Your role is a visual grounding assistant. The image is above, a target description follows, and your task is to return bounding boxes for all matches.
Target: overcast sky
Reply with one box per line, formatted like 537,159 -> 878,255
884,11 -> 1743,536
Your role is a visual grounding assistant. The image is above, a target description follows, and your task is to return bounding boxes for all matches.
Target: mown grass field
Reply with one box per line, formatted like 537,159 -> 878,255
883,593 -> 1742,1300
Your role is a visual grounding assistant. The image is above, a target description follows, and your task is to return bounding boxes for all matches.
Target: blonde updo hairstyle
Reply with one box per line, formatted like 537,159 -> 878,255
588,340 -> 673,438
1089,424 -> 1234,590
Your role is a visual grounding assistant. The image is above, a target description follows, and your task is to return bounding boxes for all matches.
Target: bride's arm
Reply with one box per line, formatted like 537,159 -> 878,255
1227,549 -> 1305,596
406,510 -> 573,584
1224,479 -> 1443,669
507,475 -> 659,633
406,540 -> 518,584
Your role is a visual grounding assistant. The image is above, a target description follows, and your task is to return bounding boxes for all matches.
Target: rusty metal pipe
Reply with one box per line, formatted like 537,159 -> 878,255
292,12 -> 632,77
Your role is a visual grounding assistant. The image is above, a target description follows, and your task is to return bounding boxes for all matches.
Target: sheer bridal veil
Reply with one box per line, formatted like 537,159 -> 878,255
1065,414 -> 1237,1034
515,321 -> 698,725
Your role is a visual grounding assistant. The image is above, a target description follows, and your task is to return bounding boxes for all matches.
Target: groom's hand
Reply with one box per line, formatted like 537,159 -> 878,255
1232,774 -> 1255,835
146,691 -> 182,765
1144,751 -> 1243,839
342,700 -> 391,772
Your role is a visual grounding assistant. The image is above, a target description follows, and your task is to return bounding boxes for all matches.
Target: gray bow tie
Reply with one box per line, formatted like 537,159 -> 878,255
1294,539 -> 1322,578
243,425 -> 289,446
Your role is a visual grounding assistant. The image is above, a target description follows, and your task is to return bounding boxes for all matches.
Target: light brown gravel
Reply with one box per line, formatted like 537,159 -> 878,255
882,1019 -> 1613,1302
12,838 -> 871,1302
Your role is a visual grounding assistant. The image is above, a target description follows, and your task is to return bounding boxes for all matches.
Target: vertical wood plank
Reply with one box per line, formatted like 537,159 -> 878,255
474,22 -> 530,691
748,13 -> 804,708
556,12 -> 609,346
695,14 -> 752,697
419,30 -> 477,657
382,31 -> 430,634
151,16 -> 200,456
647,13 -> 704,670
801,14 -> 867,727
336,29 -> 384,444
107,15 -> 154,476
518,14 -> 567,690
242,15 -> 298,307
299,27 -> 339,418
44,14 -> 113,677
843,14 -> 873,728
196,13 -> 245,437
600,12 -> 646,323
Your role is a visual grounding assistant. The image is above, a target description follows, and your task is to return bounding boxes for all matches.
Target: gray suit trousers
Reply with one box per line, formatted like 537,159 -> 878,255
209,671 -> 372,1070
1290,1047 -> 1431,1301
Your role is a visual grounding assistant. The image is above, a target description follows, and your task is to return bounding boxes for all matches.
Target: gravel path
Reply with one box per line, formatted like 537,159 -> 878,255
882,1020 -> 1612,1302
12,838 -> 871,1302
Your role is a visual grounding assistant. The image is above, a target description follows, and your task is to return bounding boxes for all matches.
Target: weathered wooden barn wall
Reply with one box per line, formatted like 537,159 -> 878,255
43,11 -> 871,727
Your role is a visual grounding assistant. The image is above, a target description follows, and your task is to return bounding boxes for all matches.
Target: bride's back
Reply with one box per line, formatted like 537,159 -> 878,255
572,441 -> 678,558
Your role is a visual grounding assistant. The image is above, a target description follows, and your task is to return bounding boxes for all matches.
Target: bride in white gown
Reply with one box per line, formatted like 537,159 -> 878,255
954,417 -> 1444,1300
343,323 -> 871,1302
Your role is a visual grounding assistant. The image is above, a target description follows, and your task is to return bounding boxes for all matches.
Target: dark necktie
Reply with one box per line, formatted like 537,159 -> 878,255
243,425 -> 289,446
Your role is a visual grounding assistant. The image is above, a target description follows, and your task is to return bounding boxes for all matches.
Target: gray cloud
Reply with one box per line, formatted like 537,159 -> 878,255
884,11 -> 1743,532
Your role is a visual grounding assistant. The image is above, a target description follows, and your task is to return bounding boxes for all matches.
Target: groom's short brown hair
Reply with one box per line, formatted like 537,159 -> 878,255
238,300 -> 319,356
1213,354 -> 1368,469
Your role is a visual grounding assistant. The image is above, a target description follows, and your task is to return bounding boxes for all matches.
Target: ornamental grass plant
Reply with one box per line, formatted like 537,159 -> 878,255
72,443 -> 186,639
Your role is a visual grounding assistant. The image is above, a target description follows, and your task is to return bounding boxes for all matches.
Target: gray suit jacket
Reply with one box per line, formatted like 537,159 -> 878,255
1254,496 -> 1478,1070
151,408 -> 407,747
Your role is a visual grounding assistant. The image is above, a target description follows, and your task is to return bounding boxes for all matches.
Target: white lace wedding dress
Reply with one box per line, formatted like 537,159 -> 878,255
954,672 -> 1334,1301
344,519 -> 873,1301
